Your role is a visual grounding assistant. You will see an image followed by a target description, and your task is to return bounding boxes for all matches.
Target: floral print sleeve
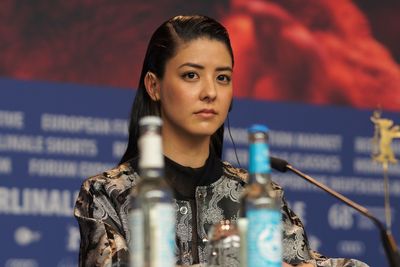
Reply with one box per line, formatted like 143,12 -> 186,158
74,163 -> 137,267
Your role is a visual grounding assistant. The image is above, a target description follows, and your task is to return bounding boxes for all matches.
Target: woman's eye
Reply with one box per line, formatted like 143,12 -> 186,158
217,74 -> 231,83
182,72 -> 198,80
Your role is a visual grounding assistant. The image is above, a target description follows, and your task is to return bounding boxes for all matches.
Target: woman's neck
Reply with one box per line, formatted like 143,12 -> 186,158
162,130 -> 210,168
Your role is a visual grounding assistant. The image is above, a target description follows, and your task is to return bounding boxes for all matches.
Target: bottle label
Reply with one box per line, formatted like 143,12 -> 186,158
249,143 -> 271,174
150,203 -> 175,267
129,209 -> 144,267
247,209 -> 282,267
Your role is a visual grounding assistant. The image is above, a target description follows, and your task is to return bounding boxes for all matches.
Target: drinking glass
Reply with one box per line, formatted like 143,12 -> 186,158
206,220 -> 240,267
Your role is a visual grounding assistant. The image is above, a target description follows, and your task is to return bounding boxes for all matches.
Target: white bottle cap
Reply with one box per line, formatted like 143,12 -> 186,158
138,116 -> 163,169
139,116 -> 162,127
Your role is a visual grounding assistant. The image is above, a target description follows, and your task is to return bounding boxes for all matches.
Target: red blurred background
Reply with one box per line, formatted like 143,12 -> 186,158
1,0 -> 400,110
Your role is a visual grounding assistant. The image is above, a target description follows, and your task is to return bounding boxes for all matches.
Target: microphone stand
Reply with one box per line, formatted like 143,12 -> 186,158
271,156 -> 400,267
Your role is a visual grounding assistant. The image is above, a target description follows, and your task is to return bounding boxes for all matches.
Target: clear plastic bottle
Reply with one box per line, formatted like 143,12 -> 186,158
242,124 -> 282,267
129,116 -> 175,267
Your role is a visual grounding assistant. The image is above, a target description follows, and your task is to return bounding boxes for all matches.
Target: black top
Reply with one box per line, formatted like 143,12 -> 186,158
164,149 -> 223,200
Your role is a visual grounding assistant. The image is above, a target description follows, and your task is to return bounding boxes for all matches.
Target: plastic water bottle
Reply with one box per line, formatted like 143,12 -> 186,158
129,116 -> 175,267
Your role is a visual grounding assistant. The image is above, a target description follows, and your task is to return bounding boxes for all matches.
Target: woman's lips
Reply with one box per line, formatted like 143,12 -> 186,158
194,109 -> 217,118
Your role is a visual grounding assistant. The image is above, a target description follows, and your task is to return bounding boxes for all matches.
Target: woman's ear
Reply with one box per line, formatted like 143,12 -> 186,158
144,72 -> 160,101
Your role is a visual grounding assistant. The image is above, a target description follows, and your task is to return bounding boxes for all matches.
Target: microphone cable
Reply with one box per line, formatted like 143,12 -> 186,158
226,114 -> 242,168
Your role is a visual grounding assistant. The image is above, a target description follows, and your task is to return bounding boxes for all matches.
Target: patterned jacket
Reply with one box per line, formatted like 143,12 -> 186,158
74,159 -> 369,267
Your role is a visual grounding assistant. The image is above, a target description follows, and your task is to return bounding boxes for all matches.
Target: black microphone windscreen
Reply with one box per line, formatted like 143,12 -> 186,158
270,156 -> 288,172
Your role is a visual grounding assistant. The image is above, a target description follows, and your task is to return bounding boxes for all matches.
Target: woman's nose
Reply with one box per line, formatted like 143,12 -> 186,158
200,78 -> 217,102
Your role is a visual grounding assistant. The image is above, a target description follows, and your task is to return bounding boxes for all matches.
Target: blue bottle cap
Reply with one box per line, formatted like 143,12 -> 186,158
248,124 -> 269,133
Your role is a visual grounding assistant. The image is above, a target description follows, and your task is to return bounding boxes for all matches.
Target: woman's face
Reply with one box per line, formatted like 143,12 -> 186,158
158,38 -> 233,140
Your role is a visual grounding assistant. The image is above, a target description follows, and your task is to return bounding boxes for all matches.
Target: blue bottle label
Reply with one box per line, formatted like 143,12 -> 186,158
247,209 -> 282,267
249,142 -> 271,174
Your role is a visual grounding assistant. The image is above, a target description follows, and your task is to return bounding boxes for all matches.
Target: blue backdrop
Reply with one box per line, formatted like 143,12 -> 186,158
1,78 -> 399,267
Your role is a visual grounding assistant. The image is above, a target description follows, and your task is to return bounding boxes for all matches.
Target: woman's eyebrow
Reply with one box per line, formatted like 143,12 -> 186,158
178,62 -> 204,69
216,66 -> 233,72
178,63 -> 232,72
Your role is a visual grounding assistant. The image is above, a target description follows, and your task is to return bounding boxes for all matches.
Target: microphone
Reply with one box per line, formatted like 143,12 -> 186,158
270,156 -> 288,173
270,156 -> 400,267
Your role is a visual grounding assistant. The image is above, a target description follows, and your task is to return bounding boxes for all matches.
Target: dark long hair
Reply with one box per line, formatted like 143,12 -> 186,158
120,15 -> 234,163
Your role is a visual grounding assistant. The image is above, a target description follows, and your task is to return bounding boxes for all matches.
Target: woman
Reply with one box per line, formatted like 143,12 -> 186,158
74,15 -> 368,267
